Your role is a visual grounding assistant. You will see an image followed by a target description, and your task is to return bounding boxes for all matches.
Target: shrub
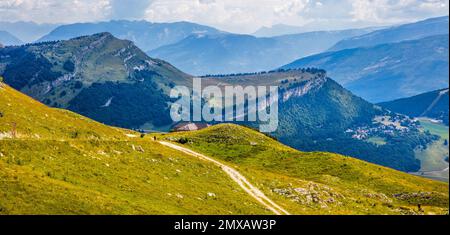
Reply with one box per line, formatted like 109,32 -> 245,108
178,138 -> 189,144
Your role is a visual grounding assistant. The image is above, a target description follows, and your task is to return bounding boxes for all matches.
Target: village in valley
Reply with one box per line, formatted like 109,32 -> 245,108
346,113 -> 423,142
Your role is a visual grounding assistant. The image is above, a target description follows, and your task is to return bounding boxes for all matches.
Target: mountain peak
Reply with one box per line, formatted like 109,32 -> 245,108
70,31 -> 119,44
0,32 -> 190,129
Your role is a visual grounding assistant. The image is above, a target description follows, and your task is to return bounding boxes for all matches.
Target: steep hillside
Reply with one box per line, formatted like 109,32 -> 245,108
149,28 -> 374,75
162,124 -> 449,215
282,35 -> 449,102
330,16 -> 449,51
379,89 -> 449,126
201,70 -> 438,172
0,33 -> 191,129
0,79 -> 133,140
0,31 -> 23,46
0,83 -> 273,215
37,20 -> 222,52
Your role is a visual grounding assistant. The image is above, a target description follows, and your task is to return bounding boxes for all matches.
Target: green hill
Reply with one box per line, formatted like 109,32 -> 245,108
0,83 -> 271,215
161,124 -> 449,215
0,83 -> 448,214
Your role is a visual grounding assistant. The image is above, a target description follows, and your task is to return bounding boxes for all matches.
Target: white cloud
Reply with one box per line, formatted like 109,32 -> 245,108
149,0 -> 449,32
350,0 -> 449,23
0,0 -> 110,23
145,0 -> 311,33
0,0 -> 448,33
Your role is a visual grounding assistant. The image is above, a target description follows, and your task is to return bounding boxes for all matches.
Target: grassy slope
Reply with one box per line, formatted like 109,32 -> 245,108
1,83 -> 448,215
162,124 -> 449,215
0,84 -> 268,215
0,81 -> 133,140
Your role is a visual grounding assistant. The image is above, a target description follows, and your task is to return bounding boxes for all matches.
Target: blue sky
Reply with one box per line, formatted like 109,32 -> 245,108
0,0 -> 448,33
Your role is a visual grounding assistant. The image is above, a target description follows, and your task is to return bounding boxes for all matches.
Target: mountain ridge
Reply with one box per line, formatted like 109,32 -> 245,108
253,24 -> 305,37
0,31 -> 23,46
37,20 -> 223,52
149,28 -> 375,75
329,16 -> 449,51
0,21 -> 59,42
282,34 -> 449,102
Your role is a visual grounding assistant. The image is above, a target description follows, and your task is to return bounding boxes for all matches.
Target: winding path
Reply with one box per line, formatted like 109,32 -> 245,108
159,141 -> 290,215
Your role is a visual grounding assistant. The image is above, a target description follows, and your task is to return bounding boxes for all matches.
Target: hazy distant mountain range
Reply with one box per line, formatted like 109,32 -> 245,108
252,23 -> 386,38
150,28 -> 375,75
0,31 -> 23,46
0,21 -> 59,42
253,24 -> 306,37
329,16 -> 449,51
37,20 -> 222,52
282,16 -> 449,102
282,34 -> 449,103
